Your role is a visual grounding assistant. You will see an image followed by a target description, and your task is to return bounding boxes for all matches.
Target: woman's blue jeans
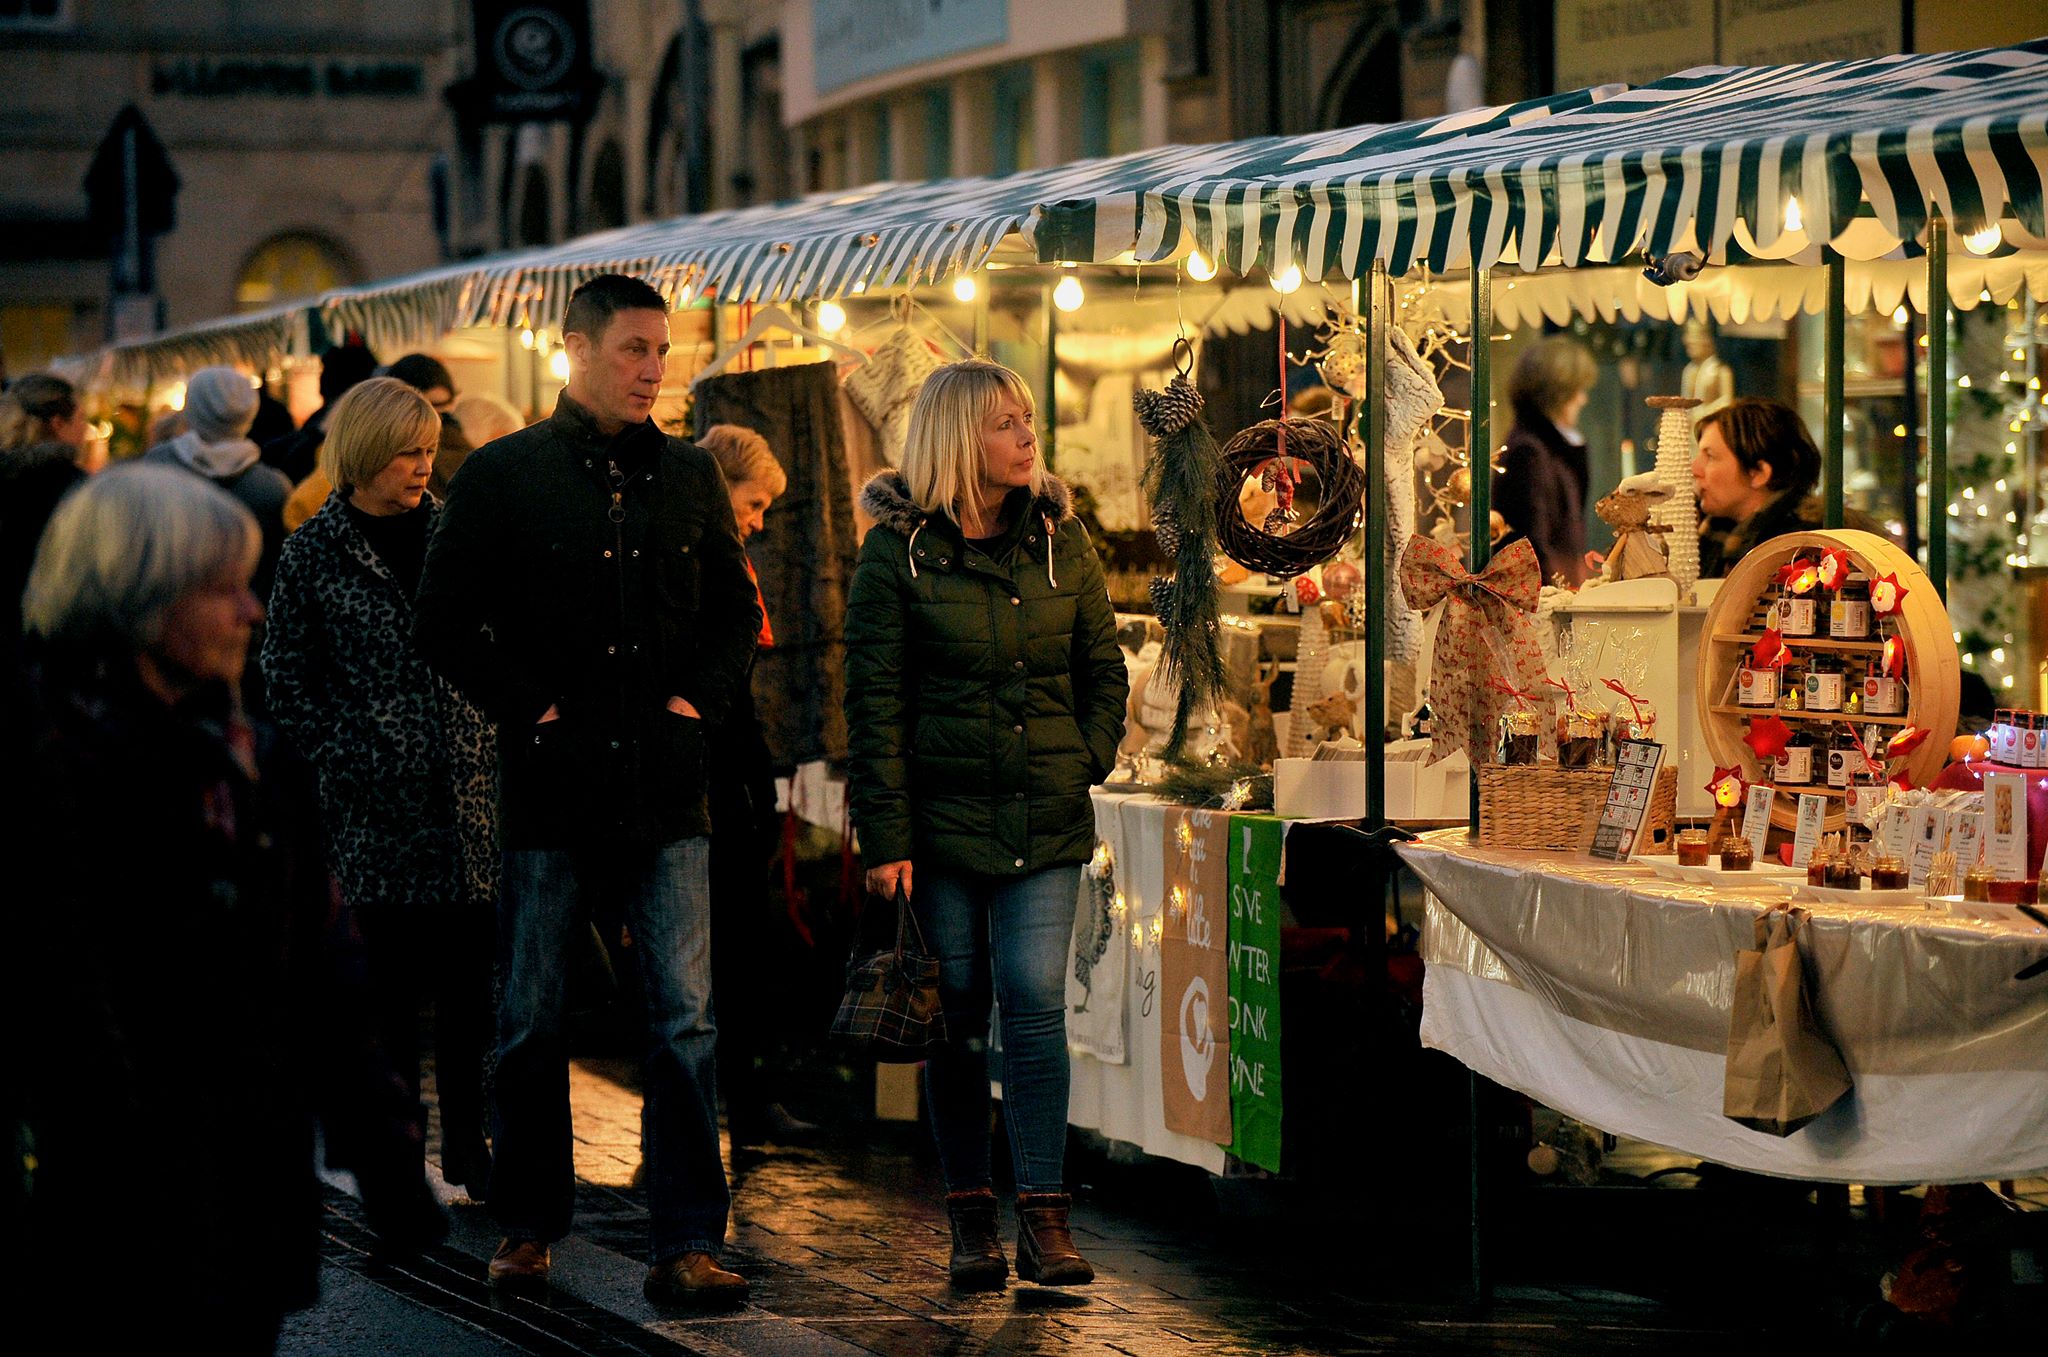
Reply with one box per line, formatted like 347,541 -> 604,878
914,864 -> 1082,1196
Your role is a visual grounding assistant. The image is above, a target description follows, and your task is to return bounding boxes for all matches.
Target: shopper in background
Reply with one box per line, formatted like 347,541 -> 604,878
1493,335 -> 1598,586
694,422 -> 817,1148
285,352 -> 475,529
262,377 -> 500,1204
844,360 -> 1127,1291
447,391 -> 526,451
415,273 -> 760,1307
142,366 -> 294,602
0,373 -> 92,637
7,464 -> 440,1353
264,340 -> 379,486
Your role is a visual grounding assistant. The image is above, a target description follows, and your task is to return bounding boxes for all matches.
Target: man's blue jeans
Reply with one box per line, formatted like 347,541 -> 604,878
490,838 -> 728,1263
915,865 -> 1082,1196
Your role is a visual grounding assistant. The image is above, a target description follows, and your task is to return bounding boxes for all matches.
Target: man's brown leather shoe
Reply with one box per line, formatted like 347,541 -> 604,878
644,1251 -> 749,1308
487,1238 -> 550,1289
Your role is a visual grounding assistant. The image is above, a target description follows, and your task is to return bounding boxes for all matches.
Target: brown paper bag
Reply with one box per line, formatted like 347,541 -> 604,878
1722,903 -> 1853,1137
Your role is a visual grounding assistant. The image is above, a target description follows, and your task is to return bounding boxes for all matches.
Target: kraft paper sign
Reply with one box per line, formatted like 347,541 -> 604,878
1225,815 -> 1285,1173
1160,809 -> 1232,1144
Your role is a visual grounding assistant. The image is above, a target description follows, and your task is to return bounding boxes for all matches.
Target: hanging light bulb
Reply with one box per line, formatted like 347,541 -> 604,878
1964,222 -> 2004,255
816,300 -> 847,333
1052,273 -> 1085,312
952,274 -> 978,303
519,328 -> 536,350
1893,305 -> 1910,325
1185,249 -> 1218,282
1783,195 -> 1804,234
165,381 -> 187,412
1270,263 -> 1303,294
548,349 -> 570,381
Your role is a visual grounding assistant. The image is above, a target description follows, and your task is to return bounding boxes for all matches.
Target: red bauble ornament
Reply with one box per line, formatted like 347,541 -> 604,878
1294,576 -> 1321,606
1320,560 -> 1361,602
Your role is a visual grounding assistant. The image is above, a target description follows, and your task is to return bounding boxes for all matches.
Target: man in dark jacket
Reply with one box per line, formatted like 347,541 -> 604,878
415,274 -> 760,1308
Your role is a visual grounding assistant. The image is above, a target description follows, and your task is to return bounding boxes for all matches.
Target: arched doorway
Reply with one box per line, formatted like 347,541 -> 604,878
1320,16 -> 1402,129
235,231 -> 357,311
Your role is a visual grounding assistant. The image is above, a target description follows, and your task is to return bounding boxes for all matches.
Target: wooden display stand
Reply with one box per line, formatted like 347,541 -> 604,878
1696,530 -> 1958,834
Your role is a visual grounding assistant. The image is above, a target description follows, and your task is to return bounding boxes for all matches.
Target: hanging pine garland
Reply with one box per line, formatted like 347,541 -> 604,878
1137,340 -> 1228,763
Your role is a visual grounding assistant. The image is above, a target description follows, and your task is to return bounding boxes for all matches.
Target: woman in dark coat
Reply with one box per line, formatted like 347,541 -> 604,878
6,465 -> 438,1352
1492,335 -> 1598,586
261,377 -> 499,1200
844,360 -> 1127,1291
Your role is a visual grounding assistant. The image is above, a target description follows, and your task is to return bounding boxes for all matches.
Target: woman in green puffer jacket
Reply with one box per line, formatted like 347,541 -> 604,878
844,359 -> 1126,1292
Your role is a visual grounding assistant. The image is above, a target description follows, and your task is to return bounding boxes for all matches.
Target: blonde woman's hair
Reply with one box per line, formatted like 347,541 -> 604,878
447,391 -> 524,448
899,359 -> 1040,531
320,377 -> 439,494
697,423 -> 787,496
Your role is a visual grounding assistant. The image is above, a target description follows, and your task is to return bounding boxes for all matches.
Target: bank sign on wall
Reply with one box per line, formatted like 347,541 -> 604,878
813,0 -> 1008,95
1555,0 -> 1904,91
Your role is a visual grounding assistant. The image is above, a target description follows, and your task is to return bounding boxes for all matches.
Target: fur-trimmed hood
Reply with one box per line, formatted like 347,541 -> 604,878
858,469 -> 1073,539
858,469 -> 1076,585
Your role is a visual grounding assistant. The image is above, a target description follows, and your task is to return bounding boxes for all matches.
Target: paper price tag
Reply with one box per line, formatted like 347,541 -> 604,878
1879,804 -> 1912,861
1908,806 -> 1942,887
1951,808 -> 1984,870
1790,793 -> 1827,868
1741,783 -> 1775,862
1984,773 -> 2029,881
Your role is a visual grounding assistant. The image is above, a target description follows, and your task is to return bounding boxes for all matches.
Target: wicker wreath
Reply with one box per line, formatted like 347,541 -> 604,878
1215,418 -> 1367,576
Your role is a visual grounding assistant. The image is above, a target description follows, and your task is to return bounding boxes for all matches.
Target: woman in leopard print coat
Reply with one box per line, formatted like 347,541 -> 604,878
260,378 -> 499,1197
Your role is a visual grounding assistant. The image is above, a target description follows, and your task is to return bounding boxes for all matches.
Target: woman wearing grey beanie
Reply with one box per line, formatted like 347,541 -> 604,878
143,366 -> 294,602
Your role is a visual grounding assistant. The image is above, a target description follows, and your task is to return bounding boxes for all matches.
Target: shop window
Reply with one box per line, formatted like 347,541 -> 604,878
992,64 -> 1034,174
1080,45 -> 1142,159
236,232 -> 354,311
588,139 -> 626,231
924,87 -> 951,180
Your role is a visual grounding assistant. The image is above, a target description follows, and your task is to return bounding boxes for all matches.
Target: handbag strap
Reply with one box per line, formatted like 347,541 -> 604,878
893,885 -> 930,959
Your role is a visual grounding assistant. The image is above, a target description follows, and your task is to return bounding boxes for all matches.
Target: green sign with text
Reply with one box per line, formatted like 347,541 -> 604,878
1226,815 -> 1284,1172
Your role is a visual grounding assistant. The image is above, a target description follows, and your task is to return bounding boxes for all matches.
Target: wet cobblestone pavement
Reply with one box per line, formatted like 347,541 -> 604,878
276,1053 -> 1882,1356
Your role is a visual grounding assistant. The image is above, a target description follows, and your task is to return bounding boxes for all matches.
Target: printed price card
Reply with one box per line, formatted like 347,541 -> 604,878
1984,773 -> 2029,881
1741,782 -> 1775,862
1590,740 -> 1666,861
1790,793 -> 1827,868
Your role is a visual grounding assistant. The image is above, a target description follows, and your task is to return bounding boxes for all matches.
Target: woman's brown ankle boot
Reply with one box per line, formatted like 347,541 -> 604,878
1015,1192 -> 1094,1286
945,1189 -> 1008,1290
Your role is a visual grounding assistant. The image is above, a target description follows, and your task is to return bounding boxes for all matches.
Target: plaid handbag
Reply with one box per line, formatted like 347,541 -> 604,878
829,887 -> 947,1061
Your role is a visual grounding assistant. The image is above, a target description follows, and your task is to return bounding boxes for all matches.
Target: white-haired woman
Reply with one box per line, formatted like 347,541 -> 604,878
261,377 -> 499,1202
8,465 -> 438,1350
844,360 -> 1127,1290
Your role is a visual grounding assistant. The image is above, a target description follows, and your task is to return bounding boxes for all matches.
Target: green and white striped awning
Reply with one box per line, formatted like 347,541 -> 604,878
91,40 -> 2048,381
104,302 -> 313,388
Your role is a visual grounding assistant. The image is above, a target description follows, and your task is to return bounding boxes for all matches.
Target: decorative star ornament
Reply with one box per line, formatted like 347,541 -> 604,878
1870,572 -> 1910,616
1707,765 -> 1746,808
1777,557 -> 1820,594
1817,547 -> 1853,591
1745,714 -> 1793,762
1887,724 -> 1930,759
1750,628 -> 1791,670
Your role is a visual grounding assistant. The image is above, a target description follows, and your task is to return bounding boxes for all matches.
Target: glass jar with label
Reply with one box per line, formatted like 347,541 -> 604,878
1676,828 -> 1712,866
1719,836 -> 1754,872
2023,712 -> 2046,770
1825,847 -> 1864,890
1827,726 -> 1864,788
1861,671 -> 1905,715
1737,662 -> 1779,707
1870,850 -> 1910,891
1774,559 -> 1820,637
1497,708 -> 1539,765
1830,572 -> 1872,640
1992,709 -> 2017,764
1804,654 -> 1845,712
1775,730 -> 1816,785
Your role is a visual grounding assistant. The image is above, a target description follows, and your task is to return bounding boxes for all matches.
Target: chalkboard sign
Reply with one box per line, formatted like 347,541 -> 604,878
1590,739 -> 1667,861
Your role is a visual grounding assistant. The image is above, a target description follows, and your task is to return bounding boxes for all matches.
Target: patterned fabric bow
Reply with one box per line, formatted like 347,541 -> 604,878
1400,535 -> 1547,766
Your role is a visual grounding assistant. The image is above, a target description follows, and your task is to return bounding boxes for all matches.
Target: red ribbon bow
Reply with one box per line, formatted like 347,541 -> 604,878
1601,677 -> 1650,727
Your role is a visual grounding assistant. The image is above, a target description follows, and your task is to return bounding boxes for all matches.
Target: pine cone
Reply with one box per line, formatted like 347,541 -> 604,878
1152,502 -> 1182,556
1262,506 -> 1297,535
1133,374 -> 1204,437
1148,575 -> 1175,617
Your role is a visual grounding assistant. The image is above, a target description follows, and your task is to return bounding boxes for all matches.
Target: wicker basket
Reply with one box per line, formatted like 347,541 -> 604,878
1476,763 -> 1680,853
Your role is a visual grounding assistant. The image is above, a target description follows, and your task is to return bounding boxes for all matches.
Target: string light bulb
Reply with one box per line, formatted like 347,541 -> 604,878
1053,273 -> 1085,312
816,300 -> 847,333
1270,264 -> 1303,294
520,328 -> 536,350
1964,222 -> 2004,255
1185,250 -> 1218,282
1783,195 -> 1804,234
548,349 -> 570,381
952,274 -> 978,303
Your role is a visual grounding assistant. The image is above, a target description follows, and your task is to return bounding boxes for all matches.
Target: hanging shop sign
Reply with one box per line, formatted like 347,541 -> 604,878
812,0 -> 1008,96
470,0 -> 596,121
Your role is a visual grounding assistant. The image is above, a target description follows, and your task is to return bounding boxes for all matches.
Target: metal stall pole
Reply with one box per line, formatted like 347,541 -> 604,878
1365,261 -> 1389,825
1928,217 -> 1950,600
1824,255 -> 1847,529
1042,280 -> 1058,468
1464,243 -> 1494,1307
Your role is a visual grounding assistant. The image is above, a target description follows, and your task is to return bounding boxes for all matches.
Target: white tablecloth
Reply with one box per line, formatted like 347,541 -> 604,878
1402,833 -> 2048,1184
